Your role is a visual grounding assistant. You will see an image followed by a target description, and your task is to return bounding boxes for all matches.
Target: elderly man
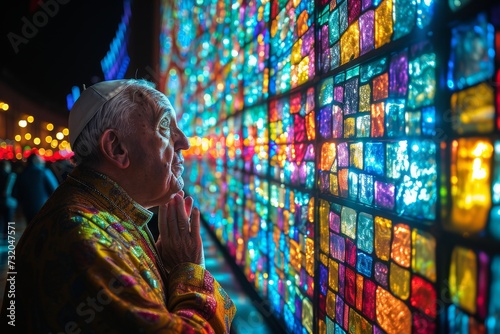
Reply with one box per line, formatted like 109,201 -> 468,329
1,79 -> 235,333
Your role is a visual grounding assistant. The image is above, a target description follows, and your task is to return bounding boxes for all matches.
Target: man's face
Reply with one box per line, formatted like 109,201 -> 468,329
124,96 -> 189,208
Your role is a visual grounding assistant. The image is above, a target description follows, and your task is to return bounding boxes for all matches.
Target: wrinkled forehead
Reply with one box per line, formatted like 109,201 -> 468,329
152,94 -> 176,119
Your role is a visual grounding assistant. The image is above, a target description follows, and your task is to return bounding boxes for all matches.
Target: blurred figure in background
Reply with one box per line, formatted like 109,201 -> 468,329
14,154 -> 59,224
0,160 -> 17,238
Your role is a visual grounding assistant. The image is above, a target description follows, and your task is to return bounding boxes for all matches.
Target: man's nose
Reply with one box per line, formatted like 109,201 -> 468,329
175,131 -> 190,150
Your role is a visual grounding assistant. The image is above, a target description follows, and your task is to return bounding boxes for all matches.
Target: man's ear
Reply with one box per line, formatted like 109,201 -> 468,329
99,129 -> 130,169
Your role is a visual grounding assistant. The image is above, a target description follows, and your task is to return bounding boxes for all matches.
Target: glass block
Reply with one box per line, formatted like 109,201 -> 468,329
451,82 -> 495,134
450,138 -> 493,233
447,13 -> 494,90
364,142 -> 384,176
412,229 -> 436,282
357,212 -> 374,254
391,224 -> 411,268
386,99 -> 405,137
376,287 -> 412,333
374,216 -> 392,261
449,246 -> 477,314
389,262 -> 410,300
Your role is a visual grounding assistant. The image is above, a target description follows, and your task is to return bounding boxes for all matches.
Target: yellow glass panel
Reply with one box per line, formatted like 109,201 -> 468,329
320,253 -> 328,267
349,308 -> 372,334
340,23 -> 360,65
374,0 -> 393,48
451,83 -> 494,134
305,238 -> 314,276
450,138 -> 493,232
291,39 -> 303,65
329,259 -> 339,292
308,197 -> 314,222
449,246 -> 477,314
302,298 -> 313,334
321,143 -> 336,171
289,239 -> 302,271
389,262 -> 410,300
344,117 -> 356,138
320,200 -> 330,254
306,111 -> 315,140
359,84 -> 371,112
326,290 -> 336,319
376,287 -> 412,333
350,142 -> 364,170
298,56 -> 310,85
391,224 -> 411,268
412,229 -> 436,282
330,175 -> 339,195
375,216 -> 392,260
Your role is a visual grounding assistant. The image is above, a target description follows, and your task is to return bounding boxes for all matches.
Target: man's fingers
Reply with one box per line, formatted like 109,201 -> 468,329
184,196 -> 193,217
190,207 -> 200,237
158,203 -> 169,238
167,198 -> 180,237
174,194 -> 189,227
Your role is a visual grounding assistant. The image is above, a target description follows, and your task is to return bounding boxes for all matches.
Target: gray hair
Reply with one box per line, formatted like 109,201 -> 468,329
71,79 -> 165,166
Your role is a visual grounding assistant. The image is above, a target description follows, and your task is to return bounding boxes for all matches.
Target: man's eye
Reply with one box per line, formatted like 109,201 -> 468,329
159,118 -> 170,129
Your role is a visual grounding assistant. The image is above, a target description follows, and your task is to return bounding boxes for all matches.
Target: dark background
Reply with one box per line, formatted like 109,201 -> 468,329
0,0 -> 157,117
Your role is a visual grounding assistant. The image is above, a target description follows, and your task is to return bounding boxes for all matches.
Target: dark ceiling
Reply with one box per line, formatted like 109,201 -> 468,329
0,0 -> 126,115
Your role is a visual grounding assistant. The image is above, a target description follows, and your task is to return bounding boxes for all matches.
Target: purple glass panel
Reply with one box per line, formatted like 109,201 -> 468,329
333,105 -> 344,138
375,181 -> 395,210
359,10 -> 375,56
334,86 -> 344,102
389,50 -> 409,97
319,172 -> 329,193
374,261 -> 388,288
330,232 -> 346,261
321,25 -> 331,73
344,78 -> 359,115
336,295 -> 345,327
339,263 -> 346,297
319,106 -> 332,138
362,0 -> 372,11
330,211 -> 341,233
338,142 -> 349,167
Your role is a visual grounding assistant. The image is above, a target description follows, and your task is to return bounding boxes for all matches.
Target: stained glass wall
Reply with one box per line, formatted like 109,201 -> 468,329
159,0 -> 500,333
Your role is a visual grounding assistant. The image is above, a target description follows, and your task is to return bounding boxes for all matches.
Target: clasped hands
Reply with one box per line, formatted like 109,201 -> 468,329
155,191 -> 205,273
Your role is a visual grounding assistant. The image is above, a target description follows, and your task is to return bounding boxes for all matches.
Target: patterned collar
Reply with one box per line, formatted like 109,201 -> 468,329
68,167 -> 154,228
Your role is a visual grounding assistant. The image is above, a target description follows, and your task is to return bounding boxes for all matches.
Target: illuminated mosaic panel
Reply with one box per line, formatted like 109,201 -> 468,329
317,0 -> 435,73
243,0 -> 270,106
243,174 -> 270,296
269,185 -> 314,333
445,9 -> 500,332
243,104 -> 269,176
159,0 -> 500,333
318,199 -> 437,333
269,0 -> 315,95
318,44 -> 438,220
269,88 -> 316,189
447,12 -> 499,232
224,116 -> 243,170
